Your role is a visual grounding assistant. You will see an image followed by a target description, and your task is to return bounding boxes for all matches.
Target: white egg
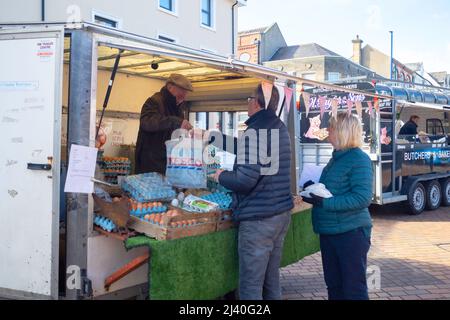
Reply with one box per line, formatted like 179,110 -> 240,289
177,192 -> 185,202
171,199 -> 179,207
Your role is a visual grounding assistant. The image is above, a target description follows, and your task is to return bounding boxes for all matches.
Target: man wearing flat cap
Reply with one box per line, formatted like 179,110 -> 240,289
135,73 -> 194,174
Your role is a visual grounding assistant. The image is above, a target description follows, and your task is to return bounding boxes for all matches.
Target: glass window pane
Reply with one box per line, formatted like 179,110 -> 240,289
202,0 -> 211,11
202,12 -> 211,26
94,16 -> 117,28
159,0 -> 173,11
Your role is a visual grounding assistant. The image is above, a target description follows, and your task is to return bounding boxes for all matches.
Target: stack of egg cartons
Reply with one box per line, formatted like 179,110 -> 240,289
121,173 -> 176,202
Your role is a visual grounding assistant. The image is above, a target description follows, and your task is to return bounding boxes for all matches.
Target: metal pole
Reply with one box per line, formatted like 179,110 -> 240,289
96,49 -> 123,138
66,30 -> 96,300
41,0 -> 45,21
390,31 -> 394,80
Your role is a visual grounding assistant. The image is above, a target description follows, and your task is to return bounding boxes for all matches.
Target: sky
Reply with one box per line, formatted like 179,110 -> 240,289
238,0 -> 450,73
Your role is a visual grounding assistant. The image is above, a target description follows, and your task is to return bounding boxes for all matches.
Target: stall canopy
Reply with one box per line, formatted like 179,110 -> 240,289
56,22 -> 393,100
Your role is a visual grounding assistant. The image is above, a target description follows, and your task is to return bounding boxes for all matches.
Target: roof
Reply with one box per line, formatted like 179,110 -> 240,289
238,26 -> 268,35
430,71 -> 449,82
238,22 -> 278,35
270,43 -> 340,61
405,62 -> 423,72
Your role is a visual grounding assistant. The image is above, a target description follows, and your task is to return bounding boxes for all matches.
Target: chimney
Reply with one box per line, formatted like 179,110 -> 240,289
352,35 -> 363,65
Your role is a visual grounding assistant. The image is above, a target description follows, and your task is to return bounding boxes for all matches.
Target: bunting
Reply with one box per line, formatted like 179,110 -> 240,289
346,99 -> 354,115
302,92 -> 311,117
275,84 -> 285,114
355,100 -> 363,119
331,98 -> 339,120
261,81 -> 274,109
284,87 -> 294,114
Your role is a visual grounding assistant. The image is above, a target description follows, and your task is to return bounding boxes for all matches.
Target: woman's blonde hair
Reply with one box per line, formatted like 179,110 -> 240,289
329,113 -> 363,150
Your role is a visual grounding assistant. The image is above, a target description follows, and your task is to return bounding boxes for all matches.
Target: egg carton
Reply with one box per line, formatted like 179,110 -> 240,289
130,204 -> 168,216
207,179 -> 232,194
121,173 -> 176,202
94,215 -> 117,233
200,192 -> 232,210
104,165 -> 131,170
104,170 -> 130,176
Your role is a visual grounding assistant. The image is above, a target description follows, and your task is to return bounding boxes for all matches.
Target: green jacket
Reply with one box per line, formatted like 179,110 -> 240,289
312,147 -> 373,236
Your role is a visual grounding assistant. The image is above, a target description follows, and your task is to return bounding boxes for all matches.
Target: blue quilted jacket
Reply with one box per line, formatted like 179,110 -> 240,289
218,109 -> 294,222
312,147 -> 373,235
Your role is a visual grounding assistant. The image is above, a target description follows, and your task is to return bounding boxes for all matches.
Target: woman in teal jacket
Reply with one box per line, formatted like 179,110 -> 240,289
302,113 -> 373,300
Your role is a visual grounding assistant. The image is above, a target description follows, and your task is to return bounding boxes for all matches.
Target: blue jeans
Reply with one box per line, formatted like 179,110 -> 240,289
238,211 -> 291,300
320,227 -> 371,300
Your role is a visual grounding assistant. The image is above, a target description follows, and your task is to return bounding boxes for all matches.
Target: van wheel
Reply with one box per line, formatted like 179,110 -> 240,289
441,178 -> 450,207
426,180 -> 441,210
408,182 -> 426,215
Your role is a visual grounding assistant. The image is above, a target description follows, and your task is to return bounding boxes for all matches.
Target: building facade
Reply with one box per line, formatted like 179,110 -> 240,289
238,25 -> 376,82
0,0 -> 247,56
265,43 -> 376,82
237,23 -> 287,64
351,35 -> 439,86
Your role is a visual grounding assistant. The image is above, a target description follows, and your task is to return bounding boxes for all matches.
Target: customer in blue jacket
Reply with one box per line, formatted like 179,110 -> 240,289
302,113 -> 373,300
210,83 -> 294,300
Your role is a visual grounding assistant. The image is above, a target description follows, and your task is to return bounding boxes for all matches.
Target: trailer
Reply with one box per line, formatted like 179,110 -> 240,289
298,81 -> 450,215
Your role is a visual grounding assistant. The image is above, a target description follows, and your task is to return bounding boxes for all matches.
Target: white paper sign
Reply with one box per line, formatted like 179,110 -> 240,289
299,163 -> 326,188
64,144 -> 98,194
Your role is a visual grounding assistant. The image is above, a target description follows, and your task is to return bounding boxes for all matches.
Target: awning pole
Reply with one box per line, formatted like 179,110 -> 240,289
96,49 -> 124,138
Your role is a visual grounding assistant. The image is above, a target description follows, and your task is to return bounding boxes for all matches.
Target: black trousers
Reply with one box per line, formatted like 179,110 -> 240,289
320,227 -> 371,300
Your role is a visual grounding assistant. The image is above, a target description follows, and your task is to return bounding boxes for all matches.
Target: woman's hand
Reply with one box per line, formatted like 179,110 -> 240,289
302,193 -> 324,207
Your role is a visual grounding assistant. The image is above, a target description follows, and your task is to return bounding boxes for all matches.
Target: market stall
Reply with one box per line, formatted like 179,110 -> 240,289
0,23 -> 325,300
57,24 -> 319,300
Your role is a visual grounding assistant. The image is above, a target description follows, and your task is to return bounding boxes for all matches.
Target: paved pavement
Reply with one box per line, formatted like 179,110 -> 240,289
281,204 -> 450,300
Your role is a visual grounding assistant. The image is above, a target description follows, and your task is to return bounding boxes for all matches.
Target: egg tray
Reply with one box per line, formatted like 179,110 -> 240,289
129,204 -> 168,217
103,170 -> 130,176
128,207 -> 223,241
121,173 -> 176,202
94,215 -> 117,233
200,192 -> 232,211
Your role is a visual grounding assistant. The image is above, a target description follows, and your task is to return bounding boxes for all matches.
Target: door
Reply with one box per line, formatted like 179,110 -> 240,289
0,27 -> 64,299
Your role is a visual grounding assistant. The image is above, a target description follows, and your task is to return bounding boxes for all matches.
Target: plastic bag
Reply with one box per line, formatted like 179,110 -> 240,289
165,137 -> 208,189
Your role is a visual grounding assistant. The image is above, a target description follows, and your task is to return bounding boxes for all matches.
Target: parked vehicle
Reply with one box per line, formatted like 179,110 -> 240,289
298,81 -> 450,215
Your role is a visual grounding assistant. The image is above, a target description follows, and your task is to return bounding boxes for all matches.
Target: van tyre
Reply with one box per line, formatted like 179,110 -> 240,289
408,182 -> 426,215
441,178 -> 450,207
425,180 -> 441,211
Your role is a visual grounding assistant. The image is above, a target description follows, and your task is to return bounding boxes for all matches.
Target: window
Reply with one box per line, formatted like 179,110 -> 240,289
426,119 -> 444,136
327,72 -> 341,82
201,0 -> 214,28
92,10 -> 121,28
159,0 -> 174,11
158,34 -> 176,43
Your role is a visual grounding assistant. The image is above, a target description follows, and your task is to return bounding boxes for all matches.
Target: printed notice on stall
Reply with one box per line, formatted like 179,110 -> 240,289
64,144 -> 98,194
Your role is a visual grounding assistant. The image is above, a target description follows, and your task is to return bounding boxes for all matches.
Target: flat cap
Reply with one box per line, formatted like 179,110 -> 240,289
167,73 -> 193,92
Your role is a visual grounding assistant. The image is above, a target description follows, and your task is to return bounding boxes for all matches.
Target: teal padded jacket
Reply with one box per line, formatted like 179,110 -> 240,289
312,147 -> 373,236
